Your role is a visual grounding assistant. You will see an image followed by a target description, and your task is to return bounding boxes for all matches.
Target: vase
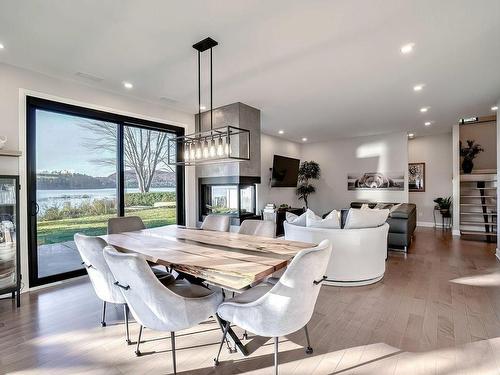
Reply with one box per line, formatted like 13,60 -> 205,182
462,158 -> 473,174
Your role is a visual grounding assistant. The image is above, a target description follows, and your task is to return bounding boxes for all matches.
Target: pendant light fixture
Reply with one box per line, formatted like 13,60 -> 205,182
168,37 -> 250,166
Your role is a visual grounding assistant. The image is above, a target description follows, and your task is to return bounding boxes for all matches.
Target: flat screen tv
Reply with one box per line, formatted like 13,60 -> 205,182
271,155 -> 300,187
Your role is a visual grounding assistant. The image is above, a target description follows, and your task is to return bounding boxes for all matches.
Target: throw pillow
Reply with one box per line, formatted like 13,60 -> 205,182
360,203 -> 371,210
344,208 -> 390,229
306,209 -> 341,229
286,211 -> 307,226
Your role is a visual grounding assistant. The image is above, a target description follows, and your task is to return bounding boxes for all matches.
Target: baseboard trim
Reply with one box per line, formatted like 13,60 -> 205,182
496,248 -> 500,261
417,221 -> 450,229
452,229 -> 461,237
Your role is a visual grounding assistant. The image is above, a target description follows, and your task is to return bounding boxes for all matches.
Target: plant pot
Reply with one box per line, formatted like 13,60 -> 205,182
462,158 -> 474,174
440,208 -> 451,217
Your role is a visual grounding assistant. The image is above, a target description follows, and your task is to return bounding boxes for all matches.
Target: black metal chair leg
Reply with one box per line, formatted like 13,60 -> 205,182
304,325 -> 313,354
135,325 -> 143,356
101,301 -> 107,327
214,320 -> 230,366
171,331 -> 177,375
274,337 -> 279,375
124,304 -> 131,345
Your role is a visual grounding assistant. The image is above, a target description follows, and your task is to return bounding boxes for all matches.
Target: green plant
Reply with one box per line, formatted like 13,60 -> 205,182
296,161 -> 321,209
460,140 -> 484,161
433,196 -> 452,210
124,192 -> 176,207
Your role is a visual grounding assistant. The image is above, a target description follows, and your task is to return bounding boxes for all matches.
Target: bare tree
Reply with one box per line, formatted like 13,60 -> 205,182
79,121 -> 175,193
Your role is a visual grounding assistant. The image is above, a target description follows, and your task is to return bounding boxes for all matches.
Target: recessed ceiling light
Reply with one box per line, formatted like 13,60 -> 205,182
420,107 -> 429,113
302,137 -> 308,142
123,81 -> 133,89
400,43 -> 415,54
492,106 -> 498,111
0,43 -> 4,50
413,84 -> 424,92
278,130 -> 284,135
408,133 -> 415,138
200,105 -> 206,110
424,121 -> 432,126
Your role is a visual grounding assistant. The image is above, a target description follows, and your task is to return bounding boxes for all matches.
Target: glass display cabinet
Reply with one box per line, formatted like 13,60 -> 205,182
0,175 -> 21,307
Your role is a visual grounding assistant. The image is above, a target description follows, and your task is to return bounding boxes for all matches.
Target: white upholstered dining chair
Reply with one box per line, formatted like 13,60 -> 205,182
103,245 -> 223,374
201,214 -> 230,232
238,219 -> 275,238
74,234 -> 132,344
214,239 -> 332,374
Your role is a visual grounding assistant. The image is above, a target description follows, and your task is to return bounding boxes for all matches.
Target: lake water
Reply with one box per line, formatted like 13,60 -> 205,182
37,187 -> 175,214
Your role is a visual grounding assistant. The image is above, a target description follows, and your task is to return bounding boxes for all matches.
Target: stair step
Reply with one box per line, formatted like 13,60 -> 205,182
460,222 -> 497,227
460,212 -> 497,215
460,204 -> 496,207
461,198 -> 497,200
460,230 -> 497,236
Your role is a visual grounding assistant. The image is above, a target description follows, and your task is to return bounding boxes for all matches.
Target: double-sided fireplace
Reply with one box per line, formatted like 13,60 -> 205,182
199,176 -> 261,225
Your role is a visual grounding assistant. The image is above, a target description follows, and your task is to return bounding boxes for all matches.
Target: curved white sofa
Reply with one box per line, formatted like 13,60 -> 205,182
284,221 -> 389,286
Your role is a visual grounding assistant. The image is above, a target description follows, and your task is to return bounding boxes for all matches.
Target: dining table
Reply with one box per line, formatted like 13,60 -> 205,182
101,224 -> 316,355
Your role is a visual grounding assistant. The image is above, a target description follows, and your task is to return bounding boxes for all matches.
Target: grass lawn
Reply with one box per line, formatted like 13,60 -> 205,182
37,207 -> 176,245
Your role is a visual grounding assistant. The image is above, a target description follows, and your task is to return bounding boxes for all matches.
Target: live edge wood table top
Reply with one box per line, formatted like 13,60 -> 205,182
101,225 -> 316,291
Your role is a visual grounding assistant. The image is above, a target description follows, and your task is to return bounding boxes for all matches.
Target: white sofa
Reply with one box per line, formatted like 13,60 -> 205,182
284,221 -> 389,286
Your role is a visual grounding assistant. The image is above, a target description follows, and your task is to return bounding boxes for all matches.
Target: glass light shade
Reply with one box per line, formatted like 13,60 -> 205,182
217,137 -> 224,156
189,143 -> 196,160
224,137 -> 229,156
209,139 -> 216,157
195,142 -> 202,159
202,140 -> 209,159
184,148 -> 190,161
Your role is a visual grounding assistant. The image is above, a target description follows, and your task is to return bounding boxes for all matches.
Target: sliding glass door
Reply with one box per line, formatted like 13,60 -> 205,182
27,97 -> 184,286
34,111 -> 118,279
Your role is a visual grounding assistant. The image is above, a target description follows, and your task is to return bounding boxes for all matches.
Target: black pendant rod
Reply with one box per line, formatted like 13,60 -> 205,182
198,50 -> 201,132
210,47 -> 213,131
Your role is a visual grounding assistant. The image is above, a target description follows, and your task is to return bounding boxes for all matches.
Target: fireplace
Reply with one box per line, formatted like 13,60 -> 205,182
199,176 -> 261,225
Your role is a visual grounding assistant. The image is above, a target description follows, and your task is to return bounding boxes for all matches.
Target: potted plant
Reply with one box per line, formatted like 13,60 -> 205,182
433,196 -> 452,217
460,140 -> 484,174
296,161 -> 320,209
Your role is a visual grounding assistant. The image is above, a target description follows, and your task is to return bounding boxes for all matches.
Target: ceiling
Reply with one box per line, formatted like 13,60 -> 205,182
1,0 -> 499,142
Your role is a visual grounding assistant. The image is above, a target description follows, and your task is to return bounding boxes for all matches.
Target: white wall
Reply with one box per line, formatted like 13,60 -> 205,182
257,133 -> 303,211
0,63 -> 195,291
300,132 -> 409,215
408,133 -> 453,225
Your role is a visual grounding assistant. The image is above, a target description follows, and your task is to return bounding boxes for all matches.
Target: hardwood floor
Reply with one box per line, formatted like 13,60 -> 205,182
1,228 -> 499,374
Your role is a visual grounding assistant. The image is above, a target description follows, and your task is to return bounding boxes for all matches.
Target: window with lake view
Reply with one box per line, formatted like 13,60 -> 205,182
28,99 -> 183,285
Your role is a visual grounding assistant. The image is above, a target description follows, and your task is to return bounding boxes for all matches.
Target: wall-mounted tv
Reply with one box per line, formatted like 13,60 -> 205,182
271,155 -> 300,187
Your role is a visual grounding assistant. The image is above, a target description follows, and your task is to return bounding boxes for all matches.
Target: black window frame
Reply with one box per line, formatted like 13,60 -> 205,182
26,96 -> 185,287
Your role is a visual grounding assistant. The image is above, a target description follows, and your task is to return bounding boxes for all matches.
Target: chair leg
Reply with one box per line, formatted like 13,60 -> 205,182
100,301 -> 107,327
171,331 -> 177,375
214,320 -> 230,366
124,304 -> 131,345
274,337 -> 279,375
304,325 -> 313,354
135,325 -> 143,356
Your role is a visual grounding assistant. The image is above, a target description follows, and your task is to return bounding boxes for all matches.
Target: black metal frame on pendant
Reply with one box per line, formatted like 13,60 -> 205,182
168,37 -> 250,166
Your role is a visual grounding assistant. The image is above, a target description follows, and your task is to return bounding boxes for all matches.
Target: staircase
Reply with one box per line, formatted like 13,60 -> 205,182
460,172 -> 497,242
